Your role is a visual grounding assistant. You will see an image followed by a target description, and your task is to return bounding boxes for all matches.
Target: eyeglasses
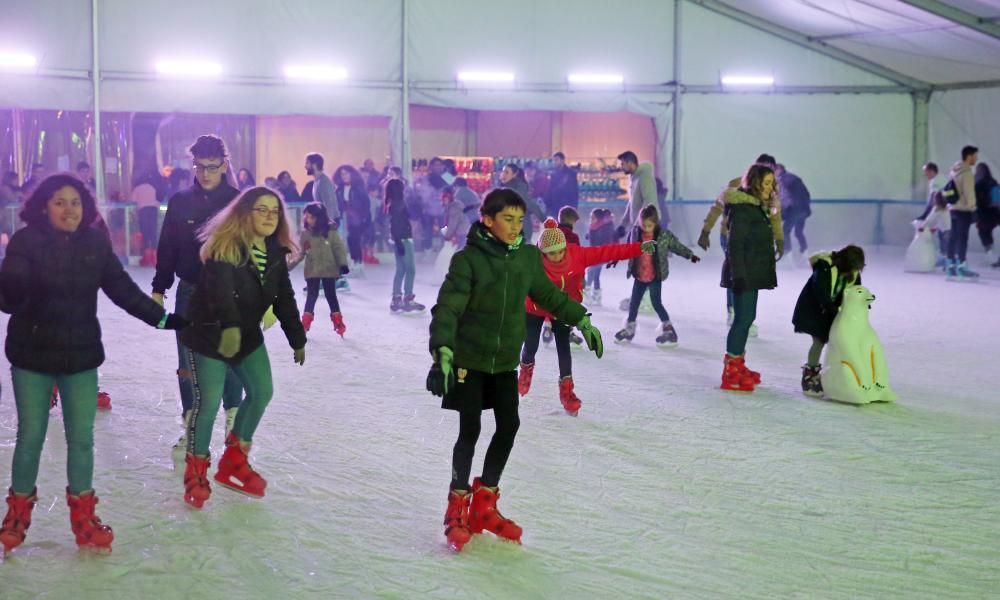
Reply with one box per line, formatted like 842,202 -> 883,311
252,207 -> 282,218
193,163 -> 224,174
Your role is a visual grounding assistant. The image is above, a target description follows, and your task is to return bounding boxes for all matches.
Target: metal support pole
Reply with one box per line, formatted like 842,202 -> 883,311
401,0 -> 412,180
671,0 -> 681,201
911,90 -> 931,200
92,0 -> 105,202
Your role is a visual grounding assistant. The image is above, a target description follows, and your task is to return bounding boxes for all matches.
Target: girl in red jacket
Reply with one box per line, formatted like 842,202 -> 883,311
519,218 -> 654,415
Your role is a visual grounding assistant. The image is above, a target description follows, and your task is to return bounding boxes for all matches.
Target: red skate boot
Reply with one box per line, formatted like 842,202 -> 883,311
184,454 -> 212,508
558,377 -> 582,416
739,355 -> 761,385
443,488 -> 472,552
331,312 -> 346,338
517,362 -> 535,396
469,478 -> 522,543
96,390 -> 112,410
1,487 -> 38,554
301,311 -> 314,333
214,433 -> 267,498
66,488 -> 113,552
720,354 -> 756,392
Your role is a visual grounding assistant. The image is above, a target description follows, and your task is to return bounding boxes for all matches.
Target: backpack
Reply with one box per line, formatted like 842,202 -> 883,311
941,178 -> 959,204
992,184 -> 1000,207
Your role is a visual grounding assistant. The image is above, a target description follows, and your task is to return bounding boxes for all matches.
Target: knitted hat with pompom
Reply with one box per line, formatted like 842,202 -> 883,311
537,218 -> 567,254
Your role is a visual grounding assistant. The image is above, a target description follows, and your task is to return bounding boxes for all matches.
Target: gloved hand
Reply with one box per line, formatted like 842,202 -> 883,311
340,265 -> 350,276
616,225 -> 627,239
159,313 -> 189,330
293,347 -> 306,365
151,292 -> 165,307
218,327 -> 241,358
732,277 -> 747,296
697,230 -> 711,251
577,315 -> 604,359
261,306 -> 278,330
640,240 -> 656,254
605,261 -> 619,269
690,255 -> 701,264
775,239 -> 785,261
426,347 -> 456,397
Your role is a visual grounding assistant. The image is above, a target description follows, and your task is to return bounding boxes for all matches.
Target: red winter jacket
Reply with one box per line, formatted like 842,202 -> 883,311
526,242 -> 643,319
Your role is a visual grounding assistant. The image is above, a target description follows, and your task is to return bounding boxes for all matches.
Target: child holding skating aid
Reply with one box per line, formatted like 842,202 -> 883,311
520,218 -> 654,415
288,202 -> 350,336
427,188 -> 604,552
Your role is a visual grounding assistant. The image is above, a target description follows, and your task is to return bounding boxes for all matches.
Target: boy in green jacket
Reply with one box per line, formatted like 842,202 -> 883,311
427,188 -> 603,552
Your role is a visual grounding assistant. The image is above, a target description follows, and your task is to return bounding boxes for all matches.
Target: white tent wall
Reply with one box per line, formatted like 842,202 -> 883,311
929,87 -> 1000,174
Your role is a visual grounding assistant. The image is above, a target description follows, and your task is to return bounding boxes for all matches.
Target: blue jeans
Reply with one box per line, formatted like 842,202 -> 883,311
175,280 -> 243,415
186,345 -> 274,455
10,368 -> 98,494
627,279 -> 671,323
393,239 -> 415,297
586,265 -> 602,290
726,290 -> 759,356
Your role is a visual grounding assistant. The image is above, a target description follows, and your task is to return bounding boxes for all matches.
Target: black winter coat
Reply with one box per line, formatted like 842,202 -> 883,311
337,185 -> 372,229
180,239 -> 306,365
792,253 -> 861,343
720,191 -> 777,291
152,181 -> 240,294
0,223 -> 166,374
388,200 -> 412,242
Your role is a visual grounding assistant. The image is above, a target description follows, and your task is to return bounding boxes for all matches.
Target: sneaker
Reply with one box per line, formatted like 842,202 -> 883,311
655,322 -> 678,348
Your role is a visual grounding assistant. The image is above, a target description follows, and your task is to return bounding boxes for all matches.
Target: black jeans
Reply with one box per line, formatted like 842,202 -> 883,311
627,279 -> 670,323
450,372 -> 520,490
782,213 -> 808,253
948,211 -> 973,262
304,278 -> 341,314
346,224 -> 364,263
521,314 -> 572,378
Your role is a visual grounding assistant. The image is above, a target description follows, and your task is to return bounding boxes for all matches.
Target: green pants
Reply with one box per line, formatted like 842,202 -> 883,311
187,344 -> 273,456
726,289 -> 759,356
10,368 -> 98,495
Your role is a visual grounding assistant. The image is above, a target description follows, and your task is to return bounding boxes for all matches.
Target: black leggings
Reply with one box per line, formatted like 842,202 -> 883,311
451,375 -> 520,490
948,211 -> 973,262
346,225 -> 364,263
303,278 -> 341,314
520,314 -> 572,378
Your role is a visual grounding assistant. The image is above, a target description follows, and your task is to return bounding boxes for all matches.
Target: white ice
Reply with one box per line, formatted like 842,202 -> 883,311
1,246 -> 997,599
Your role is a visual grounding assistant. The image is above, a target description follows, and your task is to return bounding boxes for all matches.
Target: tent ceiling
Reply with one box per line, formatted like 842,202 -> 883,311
710,0 -> 1000,85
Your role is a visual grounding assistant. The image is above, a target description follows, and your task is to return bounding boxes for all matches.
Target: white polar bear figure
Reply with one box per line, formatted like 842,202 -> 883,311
821,284 -> 896,405
904,223 -> 937,273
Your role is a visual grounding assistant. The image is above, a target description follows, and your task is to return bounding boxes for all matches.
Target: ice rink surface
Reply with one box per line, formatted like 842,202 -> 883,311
0,246 -> 997,599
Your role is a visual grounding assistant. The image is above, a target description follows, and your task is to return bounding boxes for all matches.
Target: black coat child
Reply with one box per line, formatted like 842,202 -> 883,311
792,252 -> 861,343
180,238 -> 306,365
0,222 -> 167,374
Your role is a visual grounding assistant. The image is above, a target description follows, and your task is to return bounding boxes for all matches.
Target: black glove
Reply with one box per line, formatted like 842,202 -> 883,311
606,261 -> 619,269
697,230 -> 711,251
395,242 -> 405,257
426,347 -> 456,397
732,277 -> 747,295
690,255 -> 701,263
340,265 -> 350,276
615,225 -> 627,239
160,313 -> 189,330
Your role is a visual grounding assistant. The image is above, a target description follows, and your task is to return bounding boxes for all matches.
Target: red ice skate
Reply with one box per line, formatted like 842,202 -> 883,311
331,312 -> 346,337
469,478 -> 522,543
96,390 -> 112,410
720,354 -> 756,392
66,488 -> 114,551
443,489 -> 472,552
301,311 -> 314,333
214,433 -> 267,498
1,487 -> 37,554
558,377 -> 582,416
517,362 -> 534,396
739,355 -> 761,385
183,454 -> 212,508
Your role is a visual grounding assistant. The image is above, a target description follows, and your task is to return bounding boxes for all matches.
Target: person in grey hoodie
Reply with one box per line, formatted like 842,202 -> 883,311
946,145 -> 979,280
617,151 -> 657,236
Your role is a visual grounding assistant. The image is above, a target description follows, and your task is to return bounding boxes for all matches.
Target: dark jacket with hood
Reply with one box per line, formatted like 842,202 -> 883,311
152,180 -> 240,294
180,238 -> 306,365
337,182 -> 372,229
1,222 -> 167,374
792,252 -> 861,343
429,223 -> 586,385
720,188 -> 778,291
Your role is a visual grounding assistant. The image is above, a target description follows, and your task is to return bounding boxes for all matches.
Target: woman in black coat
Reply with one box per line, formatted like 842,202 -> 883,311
974,163 -> 999,263
179,186 -> 306,509
334,165 -> 372,268
720,163 -> 780,392
792,245 -> 865,397
0,174 -> 185,554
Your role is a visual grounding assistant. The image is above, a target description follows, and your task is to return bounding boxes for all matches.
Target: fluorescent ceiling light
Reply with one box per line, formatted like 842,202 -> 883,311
0,51 -> 38,71
155,59 -> 223,78
457,71 -> 515,83
568,73 -> 624,85
284,64 -> 348,82
720,74 -> 775,87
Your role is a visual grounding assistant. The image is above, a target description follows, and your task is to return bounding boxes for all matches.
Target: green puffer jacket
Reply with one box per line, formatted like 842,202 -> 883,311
429,222 -> 586,374
720,189 -> 777,291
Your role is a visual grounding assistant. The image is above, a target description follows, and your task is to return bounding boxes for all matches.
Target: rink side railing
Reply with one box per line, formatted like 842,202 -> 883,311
1,198 -> 924,262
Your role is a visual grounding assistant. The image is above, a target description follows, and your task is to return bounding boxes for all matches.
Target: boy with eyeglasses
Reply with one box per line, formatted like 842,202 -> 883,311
152,135 -> 245,458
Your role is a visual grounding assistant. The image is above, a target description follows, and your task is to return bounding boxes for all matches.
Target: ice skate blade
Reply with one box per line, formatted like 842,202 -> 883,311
214,477 -> 265,499
77,544 -> 112,555
657,342 -> 678,349
720,384 -> 755,393
803,390 -> 824,398
613,338 -> 633,345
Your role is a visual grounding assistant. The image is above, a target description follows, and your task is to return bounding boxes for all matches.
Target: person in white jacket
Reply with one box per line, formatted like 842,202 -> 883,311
946,145 -> 979,279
